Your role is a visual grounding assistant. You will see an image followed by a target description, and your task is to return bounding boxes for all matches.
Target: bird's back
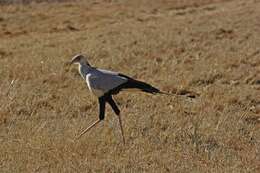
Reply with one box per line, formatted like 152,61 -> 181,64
86,68 -> 128,96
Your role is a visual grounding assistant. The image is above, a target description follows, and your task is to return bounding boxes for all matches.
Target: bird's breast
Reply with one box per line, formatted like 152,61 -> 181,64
86,74 -> 105,97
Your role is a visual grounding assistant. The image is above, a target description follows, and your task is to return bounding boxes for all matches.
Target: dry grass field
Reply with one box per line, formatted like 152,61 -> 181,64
0,0 -> 260,172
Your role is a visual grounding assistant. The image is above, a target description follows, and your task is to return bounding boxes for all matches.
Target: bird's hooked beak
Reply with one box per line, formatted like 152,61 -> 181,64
70,54 -> 84,65
69,59 -> 75,65
69,57 -> 79,65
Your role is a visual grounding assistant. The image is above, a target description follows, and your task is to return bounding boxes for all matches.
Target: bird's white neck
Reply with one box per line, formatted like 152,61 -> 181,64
78,63 -> 91,80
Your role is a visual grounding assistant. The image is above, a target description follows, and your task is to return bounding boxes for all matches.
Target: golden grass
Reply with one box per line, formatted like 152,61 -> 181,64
0,0 -> 260,172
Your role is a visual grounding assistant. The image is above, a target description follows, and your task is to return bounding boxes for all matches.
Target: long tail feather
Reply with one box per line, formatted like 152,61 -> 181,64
122,79 -> 160,94
125,80 -> 198,98
158,89 -> 199,98
157,91 -> 174,96
117,75 -> 198,98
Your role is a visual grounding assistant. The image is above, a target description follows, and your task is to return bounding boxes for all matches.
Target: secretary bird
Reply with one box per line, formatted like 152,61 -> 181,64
70,54 -> 171,143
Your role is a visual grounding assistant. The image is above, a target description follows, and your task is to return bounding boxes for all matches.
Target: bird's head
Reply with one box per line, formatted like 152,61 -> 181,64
70,54 -> 90,66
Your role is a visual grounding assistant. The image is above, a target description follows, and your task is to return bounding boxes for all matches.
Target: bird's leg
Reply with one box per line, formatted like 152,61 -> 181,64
107,95 -> 125,144
76,96 -> 106,140
117,113 -> 125,144
76,119 -> 101,139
